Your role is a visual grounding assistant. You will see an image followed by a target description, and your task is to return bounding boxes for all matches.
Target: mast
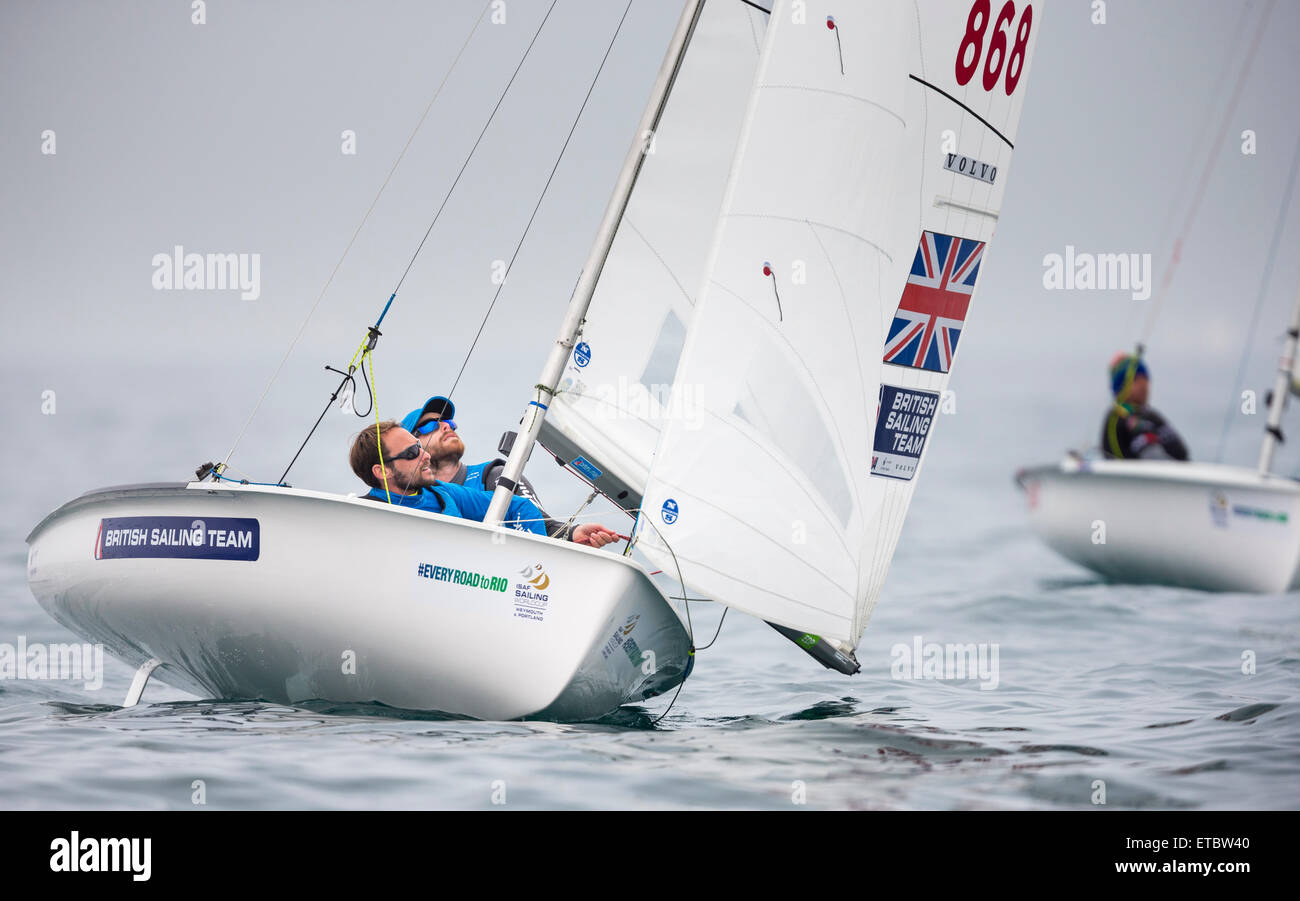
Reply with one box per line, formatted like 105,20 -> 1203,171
1257,277 -> 1300,475
485,0 -> 706,526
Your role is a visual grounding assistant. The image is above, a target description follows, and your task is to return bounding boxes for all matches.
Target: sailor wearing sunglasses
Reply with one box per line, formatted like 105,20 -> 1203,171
401,396 -> 619,548
348,421 -> 546,535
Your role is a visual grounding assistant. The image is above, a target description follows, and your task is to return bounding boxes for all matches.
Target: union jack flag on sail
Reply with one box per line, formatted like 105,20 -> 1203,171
883,230 -> 985,373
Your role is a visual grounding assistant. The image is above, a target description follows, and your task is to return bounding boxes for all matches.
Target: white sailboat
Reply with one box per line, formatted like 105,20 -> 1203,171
26,0 -> 1043,720
1016,1 -> 1300,594
1016,282 -> 1300,593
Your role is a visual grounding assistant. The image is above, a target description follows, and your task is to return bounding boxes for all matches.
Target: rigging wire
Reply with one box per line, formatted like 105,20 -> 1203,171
1136,0 -> 1276,348
629,513 -> 694,645
441,0 -> 637,411
260,0 -> 563,486
1071,1 -> 1272,457
557,489 -> 600,540
388,0 -> 560,297
220,2 -> 494,471
694,607 -> 729,651
1213,129 -> 1300,462
623,507 -> 700,727
1117,4 -> 1253,342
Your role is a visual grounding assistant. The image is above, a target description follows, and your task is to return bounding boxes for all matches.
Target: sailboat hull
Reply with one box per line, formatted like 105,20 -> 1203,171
25,483 -> 691,721
1017,458 -> 1300,592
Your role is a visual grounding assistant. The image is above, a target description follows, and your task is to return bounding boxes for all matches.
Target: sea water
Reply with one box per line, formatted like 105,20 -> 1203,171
1,363 -> 1296,810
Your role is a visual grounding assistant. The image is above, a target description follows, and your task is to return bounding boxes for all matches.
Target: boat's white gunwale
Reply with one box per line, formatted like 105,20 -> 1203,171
27,481 -> 652,578
1017,459 -> 1300,494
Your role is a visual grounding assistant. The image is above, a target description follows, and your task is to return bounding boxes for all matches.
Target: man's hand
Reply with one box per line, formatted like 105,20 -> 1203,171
572,524 -> 620,548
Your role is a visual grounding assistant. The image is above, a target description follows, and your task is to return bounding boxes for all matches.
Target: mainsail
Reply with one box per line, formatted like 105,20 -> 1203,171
637,0 -> 1043,645
539,0 -> 770,510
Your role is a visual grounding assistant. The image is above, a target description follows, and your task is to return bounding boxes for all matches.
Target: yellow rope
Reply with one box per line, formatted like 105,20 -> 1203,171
368,350 -> 392,504
1106,353 -> 1142,457
346,334 -> 371,373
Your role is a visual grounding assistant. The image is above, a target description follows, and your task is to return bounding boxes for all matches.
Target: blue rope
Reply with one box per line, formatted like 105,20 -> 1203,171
374,292 -> 396,328
212,470 -> 289,488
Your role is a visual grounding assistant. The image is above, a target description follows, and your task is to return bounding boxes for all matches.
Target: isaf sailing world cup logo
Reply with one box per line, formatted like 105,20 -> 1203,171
1209,491 -> 1229,529
513,563 -> 552,623
519,563 -> 550,591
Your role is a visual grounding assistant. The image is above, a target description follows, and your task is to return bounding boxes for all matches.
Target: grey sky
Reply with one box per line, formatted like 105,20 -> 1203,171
3,0 -> 1300,526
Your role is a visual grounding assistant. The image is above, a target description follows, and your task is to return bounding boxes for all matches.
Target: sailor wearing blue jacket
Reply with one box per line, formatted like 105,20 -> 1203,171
401,395 -> 620,548
348,421 -> 545,535
401,396 -> 515,488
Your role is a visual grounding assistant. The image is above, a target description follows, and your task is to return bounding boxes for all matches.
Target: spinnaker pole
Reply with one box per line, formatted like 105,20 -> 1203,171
484,0 -> 706,526
1258,276 -> 1300,475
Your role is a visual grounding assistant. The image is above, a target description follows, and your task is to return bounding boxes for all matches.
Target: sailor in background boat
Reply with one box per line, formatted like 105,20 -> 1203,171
402,395 -> 619,548
1100,353 -> 1190,461
348,421 -> 547,534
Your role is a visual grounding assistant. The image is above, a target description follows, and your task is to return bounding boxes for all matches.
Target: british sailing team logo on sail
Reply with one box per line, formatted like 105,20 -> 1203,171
883,230 -> 984,373
871,386 -> 938,481
94,516 -> 259,561
514,563 -> 552,623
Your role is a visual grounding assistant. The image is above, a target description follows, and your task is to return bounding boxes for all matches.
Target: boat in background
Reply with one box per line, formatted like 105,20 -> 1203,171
1017,457 -> 1300,592
1018,283 -> 1300,592
1017,0 -> 1300,594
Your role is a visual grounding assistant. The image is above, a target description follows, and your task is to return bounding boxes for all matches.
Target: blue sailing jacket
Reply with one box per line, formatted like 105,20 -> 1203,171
465,460 -> 491,488
366,481 -> 546,535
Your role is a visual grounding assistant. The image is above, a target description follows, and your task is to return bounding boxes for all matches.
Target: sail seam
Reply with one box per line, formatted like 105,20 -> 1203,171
690,402 -> 855,556
805,220 -> 873,524
653,527 -> 855,608
757,83 -> 906,126
723,213 -> 893,261
625,218 -> 696,307
703,280 -> 863,542
744,1 -> 765,53
865,484 -> 902,635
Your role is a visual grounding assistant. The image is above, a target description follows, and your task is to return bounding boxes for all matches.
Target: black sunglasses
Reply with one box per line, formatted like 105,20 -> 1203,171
387,441 -> 423,462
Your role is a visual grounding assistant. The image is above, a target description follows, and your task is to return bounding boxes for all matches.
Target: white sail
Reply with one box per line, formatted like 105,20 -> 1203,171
540,0 -> 770,509
638,0 -> 1043,644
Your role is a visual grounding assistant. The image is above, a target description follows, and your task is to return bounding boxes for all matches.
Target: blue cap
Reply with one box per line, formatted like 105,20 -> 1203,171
401,395 -> 456,433
1109,354 -> 1149,397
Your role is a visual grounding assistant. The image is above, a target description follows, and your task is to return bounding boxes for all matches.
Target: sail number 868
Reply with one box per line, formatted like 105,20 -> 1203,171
955,0 -> 1033,95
